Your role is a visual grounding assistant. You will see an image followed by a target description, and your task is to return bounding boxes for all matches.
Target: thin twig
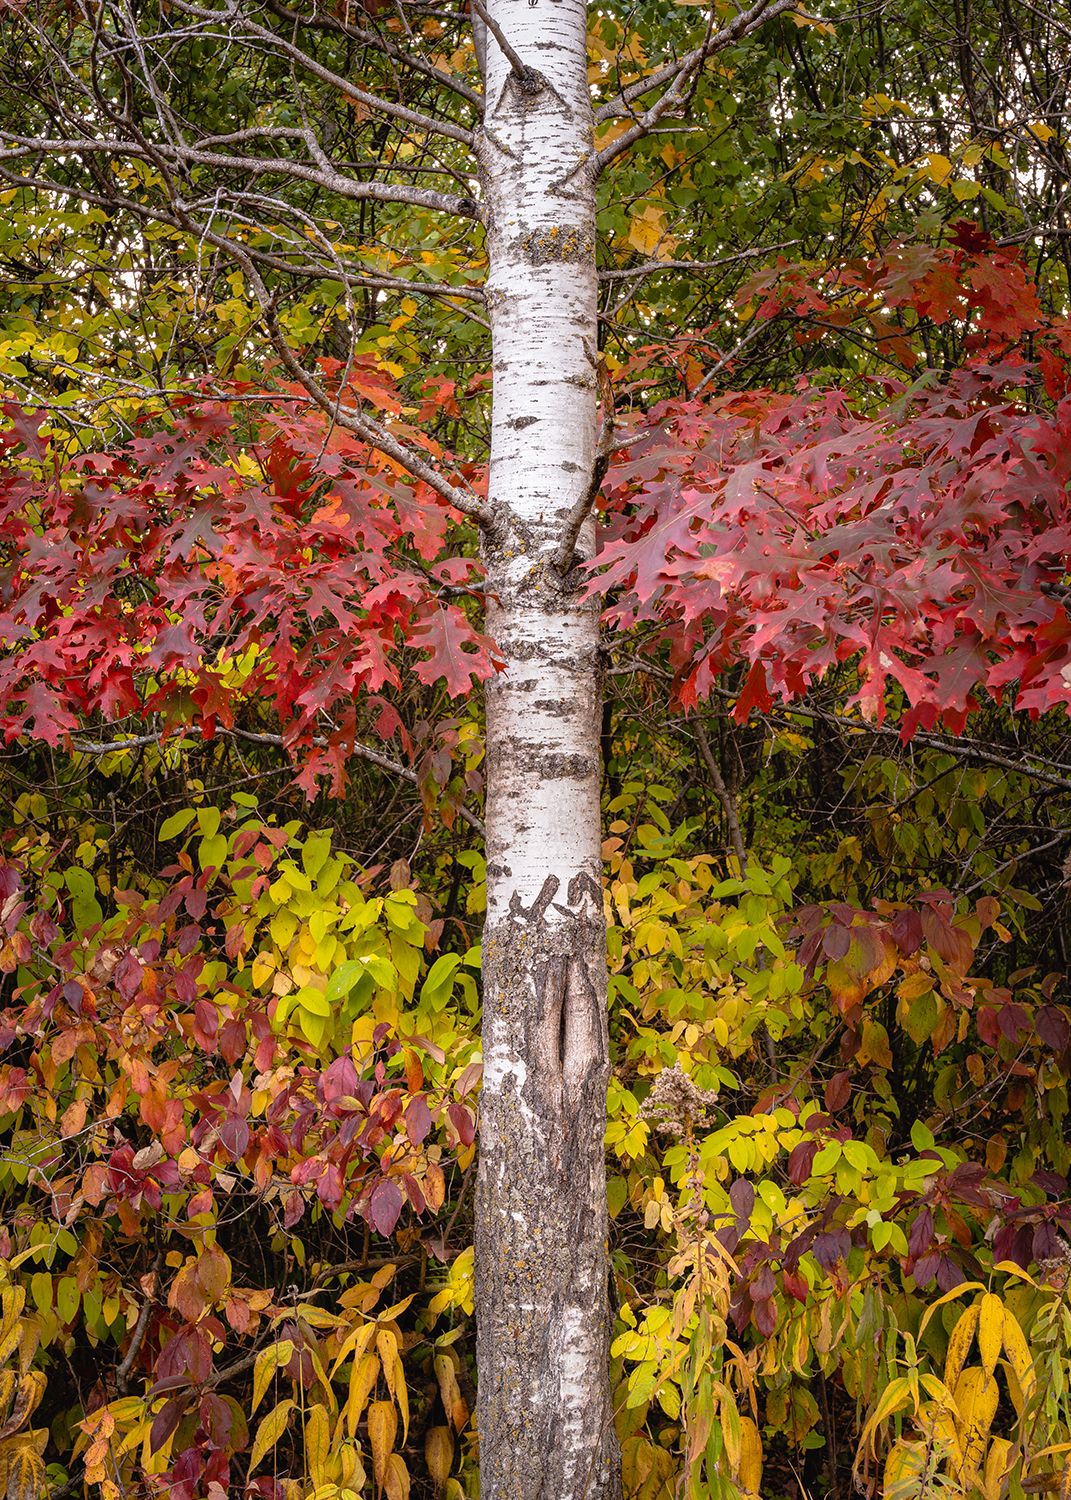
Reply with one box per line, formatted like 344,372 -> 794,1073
116,1252 -> 162,1394
593,0 -> 800,171
70,727 -> 486,833
693,718 -> 748,874
469,0 -> 541,88
597,241 -> 800,281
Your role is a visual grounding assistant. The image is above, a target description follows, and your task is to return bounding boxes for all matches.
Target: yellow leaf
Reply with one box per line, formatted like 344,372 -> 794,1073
367,1400 -> 397,1486
346,1353 -> 380,1438
1027,121 -> 1056,143
305,1404 -> 331,1488
1060,1456 -> 1071,1500
252,1341 -> 294,1415
977,1293 -> 1003,1379
376,1328 -> 399,1399
375,1327 -> 409,1439
982,1437 -> 1013,1500
0,1370 -> 15,1432
897,970 -> 933,1003
339,1441 -> 367,1490
944,1303 -> 979,1391
994,1261 -> 1041,1288
719,1390 -> 741,1476
434,1354 -> 465,1433
3,1441 -> 46,1500
739,1415 -> 762,1495
884,1439 -> 926,1492
384,1452 -> 410,1500
954,1367 -> 998,1476
249,1398 -> 294,1472
0,1372 -> 45,1440
330,1319 -> 376,1377
376,1294 -> 416,1324
394,1359 -> 409,1444
270,909 -> 298,951
920,1281 -> 985,1337
1001,1308 -> 1037,1406
425,1426 -> 454,1490
304,1342 -> 338,1415
789,7 -> 836,32
923,1405 -> 966,1471
251,953 -> 275,987
861,1377 -> 913,1455
927,153 -> 954,185
627,204 -> 668,259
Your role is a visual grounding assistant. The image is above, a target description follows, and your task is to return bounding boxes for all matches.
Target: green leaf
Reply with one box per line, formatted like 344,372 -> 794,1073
159,808 -> 197,840
811,1142 -> 842,1174
326,960 -> 364,1003
270,909 -> 298,951
359,954 -> 397,991
64,866 -> 103,927
302,831 -> 331,879
294,985 -> 330,1017
56,1276 -> 80,1324
198,833 -> 229,872
420,953 -> 461,1009
297,1009 -> 330,1049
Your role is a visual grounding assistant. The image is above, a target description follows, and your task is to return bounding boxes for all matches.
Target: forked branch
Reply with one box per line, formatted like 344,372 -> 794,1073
593,0 -> 803,171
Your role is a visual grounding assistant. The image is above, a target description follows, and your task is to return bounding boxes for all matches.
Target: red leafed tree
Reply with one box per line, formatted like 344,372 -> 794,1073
0,375 -> 498,796
595,232 -> 1071,733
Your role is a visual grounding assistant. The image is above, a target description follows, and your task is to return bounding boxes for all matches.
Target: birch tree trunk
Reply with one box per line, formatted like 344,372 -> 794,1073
474,3 -> 619,1496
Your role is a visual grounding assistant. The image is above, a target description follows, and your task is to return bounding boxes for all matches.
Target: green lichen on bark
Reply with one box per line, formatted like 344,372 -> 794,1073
519,224 -> 596,265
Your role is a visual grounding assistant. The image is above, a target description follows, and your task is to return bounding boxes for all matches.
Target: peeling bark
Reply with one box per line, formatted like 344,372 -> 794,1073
474,3 -> 619,1496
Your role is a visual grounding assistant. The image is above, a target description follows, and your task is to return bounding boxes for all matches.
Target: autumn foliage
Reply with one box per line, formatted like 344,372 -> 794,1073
0,229 -> 1068,1500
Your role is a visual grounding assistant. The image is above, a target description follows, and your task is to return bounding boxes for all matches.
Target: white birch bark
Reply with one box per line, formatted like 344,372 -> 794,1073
474,2 -> 619,1496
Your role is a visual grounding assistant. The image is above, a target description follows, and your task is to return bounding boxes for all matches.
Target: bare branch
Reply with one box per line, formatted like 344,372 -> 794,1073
598,241 -> 800,281
116,1255 -> 162,1395
249,273 -> 492,525
593,0 -> 801,170
261,0 -> 483,111
689,320 -> 769,398
0,134 -> 478,218
170,1 -> 477,149
552,378 -> 615,574
0,155 -> 492,522
0,162 -> 487,345
71,728 -> 486,832
693,718 -> 748,873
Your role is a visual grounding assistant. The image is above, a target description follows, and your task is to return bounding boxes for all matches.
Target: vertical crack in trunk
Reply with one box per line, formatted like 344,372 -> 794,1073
477,881 -> 617,1498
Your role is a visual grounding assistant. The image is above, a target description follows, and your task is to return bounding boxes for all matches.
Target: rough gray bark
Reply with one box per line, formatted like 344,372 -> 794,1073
473,3 -> 620,1496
